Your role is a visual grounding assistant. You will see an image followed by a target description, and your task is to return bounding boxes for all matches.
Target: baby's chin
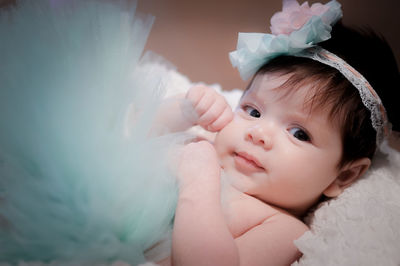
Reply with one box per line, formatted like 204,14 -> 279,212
221,167 -> 255,193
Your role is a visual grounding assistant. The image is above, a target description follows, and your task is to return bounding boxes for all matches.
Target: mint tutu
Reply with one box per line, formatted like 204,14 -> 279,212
0,0 -> 181,264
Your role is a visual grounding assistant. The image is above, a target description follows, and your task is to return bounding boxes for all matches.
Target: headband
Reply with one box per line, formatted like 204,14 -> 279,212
229,0 -> 390,144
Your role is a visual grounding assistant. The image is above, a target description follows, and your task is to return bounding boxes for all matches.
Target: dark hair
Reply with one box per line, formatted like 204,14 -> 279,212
248,22 -> 400,168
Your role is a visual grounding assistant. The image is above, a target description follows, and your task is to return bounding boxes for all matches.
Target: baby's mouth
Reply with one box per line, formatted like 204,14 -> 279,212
233,152 -> 265,171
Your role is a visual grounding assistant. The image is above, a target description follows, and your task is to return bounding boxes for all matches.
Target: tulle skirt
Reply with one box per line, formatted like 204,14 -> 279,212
0,0 -> 181,264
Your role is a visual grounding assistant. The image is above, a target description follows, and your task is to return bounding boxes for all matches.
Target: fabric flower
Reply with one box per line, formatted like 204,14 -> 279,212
230,0 -> 342,80
270,0 -> 330,35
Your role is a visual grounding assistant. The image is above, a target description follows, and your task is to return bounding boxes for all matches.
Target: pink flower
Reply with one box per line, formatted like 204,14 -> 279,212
270,0 -> 330,35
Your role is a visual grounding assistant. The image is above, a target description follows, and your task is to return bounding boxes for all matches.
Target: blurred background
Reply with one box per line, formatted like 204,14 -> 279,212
137,0 -> 400,90
0,0 -> 398,90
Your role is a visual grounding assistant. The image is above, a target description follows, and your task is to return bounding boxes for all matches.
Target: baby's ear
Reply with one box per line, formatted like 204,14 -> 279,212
323,158 -> 371,198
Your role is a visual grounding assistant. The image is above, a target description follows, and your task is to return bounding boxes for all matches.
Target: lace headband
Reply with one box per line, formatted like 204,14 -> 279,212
296,47 -> 389,143
229,0 -> 390,144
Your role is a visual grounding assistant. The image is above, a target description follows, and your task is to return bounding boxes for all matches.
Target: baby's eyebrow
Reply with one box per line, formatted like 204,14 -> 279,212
239,94 -> 259,105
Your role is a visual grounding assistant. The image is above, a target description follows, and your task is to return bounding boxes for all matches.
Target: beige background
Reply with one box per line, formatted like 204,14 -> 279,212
137,0 -> 400,91
0,0 -> 397,90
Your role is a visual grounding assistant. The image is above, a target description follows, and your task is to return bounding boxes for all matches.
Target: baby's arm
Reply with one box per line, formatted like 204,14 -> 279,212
172,141 -> 308,266
172,141 -> 240,266
151,85 -> 233,135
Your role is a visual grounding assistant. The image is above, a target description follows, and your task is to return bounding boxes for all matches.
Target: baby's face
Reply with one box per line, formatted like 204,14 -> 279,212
214,73 -> 343,215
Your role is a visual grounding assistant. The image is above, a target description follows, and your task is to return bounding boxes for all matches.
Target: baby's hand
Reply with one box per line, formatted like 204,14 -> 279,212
186,85 -> 233,132
177,141 -> 220,188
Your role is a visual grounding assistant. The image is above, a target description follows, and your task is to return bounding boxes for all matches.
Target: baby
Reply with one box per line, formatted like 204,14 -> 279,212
155,1 -> 400,265
0,0 -> 397,264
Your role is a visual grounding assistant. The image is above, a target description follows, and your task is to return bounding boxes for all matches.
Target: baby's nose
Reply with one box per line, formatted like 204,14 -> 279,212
245,126 -> 272,150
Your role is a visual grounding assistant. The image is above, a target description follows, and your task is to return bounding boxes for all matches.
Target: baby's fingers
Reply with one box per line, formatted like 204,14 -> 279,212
207,106 -> 233,132
185,85 -> 233,132
197,96 -> 226,128
186,86 -> 214,116
177,141 -> 220,186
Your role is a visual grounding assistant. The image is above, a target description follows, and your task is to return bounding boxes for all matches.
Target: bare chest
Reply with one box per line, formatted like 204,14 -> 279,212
221,188 -> 279,238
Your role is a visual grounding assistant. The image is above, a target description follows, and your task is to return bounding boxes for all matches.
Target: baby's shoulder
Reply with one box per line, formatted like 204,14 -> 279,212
262,209 -> 309,235
251,209 -> 309,253
234,199 -> 310,242
261,203 -> 309,230
233,205 -> 309,265
226,193 -> 308,238
240,194 -> 308,232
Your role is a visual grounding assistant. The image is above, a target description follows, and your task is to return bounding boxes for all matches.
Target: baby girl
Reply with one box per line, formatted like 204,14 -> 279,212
0,0 -> 398,264
155,0 -> 399,265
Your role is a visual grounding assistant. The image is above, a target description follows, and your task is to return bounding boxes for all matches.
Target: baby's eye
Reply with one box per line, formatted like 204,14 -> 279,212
288,127 -> 310,142
243,105 -> 261,118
